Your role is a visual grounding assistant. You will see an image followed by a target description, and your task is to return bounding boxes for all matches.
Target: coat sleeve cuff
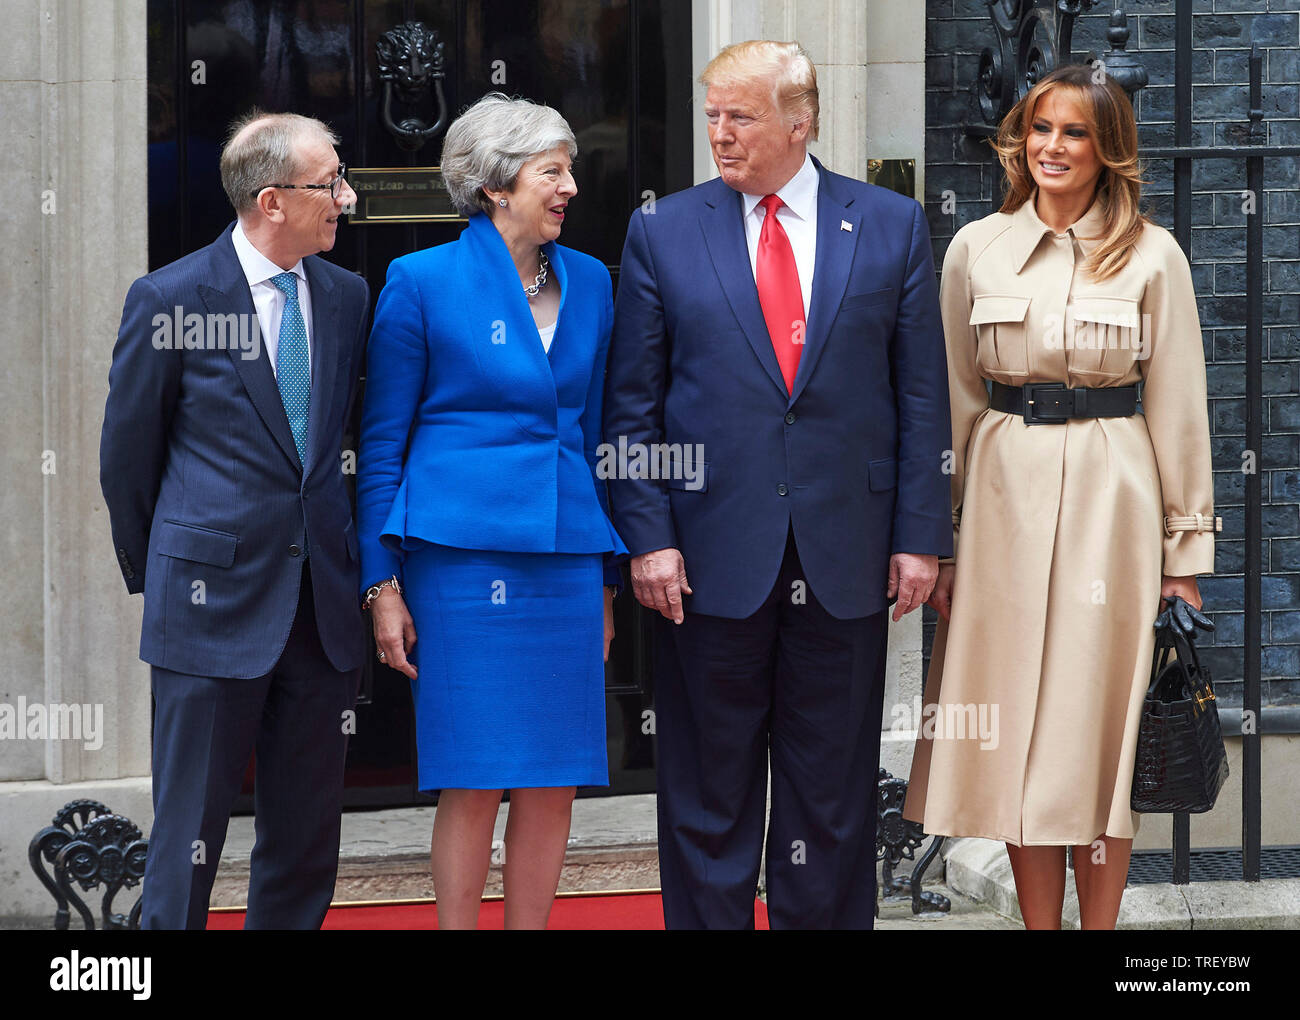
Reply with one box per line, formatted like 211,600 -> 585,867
1161,514 -> 1220,576
603,558 -> 623,591
889,513 -> 954,559
360,542 -> 404,600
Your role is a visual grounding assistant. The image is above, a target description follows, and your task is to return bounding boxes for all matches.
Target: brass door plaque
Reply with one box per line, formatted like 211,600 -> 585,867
346,167 -> 464,224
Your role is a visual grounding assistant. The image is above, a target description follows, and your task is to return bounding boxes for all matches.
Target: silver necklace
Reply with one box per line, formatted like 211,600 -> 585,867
523,249 -> 549,298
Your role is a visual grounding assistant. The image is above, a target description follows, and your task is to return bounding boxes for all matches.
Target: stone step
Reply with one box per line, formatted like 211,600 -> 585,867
211,793 -> 661,907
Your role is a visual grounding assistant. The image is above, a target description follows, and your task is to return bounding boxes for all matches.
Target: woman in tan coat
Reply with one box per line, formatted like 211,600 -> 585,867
903,64 -> 1218,929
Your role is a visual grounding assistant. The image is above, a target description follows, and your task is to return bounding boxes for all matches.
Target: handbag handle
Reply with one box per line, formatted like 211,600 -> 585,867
1148,596 -> 1212,701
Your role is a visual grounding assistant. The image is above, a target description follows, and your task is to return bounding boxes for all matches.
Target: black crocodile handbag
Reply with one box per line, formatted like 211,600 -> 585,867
1131,599 -> 1230,814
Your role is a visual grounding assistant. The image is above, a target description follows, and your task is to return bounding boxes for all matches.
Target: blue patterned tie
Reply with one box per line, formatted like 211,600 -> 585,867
270,272 -> 310,464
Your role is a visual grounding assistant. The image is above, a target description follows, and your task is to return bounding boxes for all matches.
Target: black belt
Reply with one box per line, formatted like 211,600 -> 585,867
990,381 -> 1139,425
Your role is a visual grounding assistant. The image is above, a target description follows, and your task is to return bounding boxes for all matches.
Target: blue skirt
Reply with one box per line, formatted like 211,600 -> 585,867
402,543 -> 609,792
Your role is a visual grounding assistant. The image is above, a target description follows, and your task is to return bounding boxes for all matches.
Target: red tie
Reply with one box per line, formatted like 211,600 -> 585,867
756,194 -> 804,393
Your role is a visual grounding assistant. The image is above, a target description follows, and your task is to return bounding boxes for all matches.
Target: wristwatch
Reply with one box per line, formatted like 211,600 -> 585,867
362,575 -> 402,611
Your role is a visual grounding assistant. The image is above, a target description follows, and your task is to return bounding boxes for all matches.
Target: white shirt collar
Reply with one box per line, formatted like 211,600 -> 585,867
231,220 -> 306,288
741,152 -> 818,221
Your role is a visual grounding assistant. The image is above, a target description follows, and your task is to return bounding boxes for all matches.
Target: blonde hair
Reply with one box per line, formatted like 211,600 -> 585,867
700,40 -> 819,140
993,64 -> 1148,281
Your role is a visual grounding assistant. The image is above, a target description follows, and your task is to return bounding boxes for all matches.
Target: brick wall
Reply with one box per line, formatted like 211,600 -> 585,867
922,0 -> 1300,704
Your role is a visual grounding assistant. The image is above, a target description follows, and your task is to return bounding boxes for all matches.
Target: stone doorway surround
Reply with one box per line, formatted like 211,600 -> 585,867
0,0 -> 153,924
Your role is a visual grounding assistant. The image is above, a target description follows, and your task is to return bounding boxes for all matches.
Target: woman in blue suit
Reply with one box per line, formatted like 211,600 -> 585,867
357,94 -> 626,929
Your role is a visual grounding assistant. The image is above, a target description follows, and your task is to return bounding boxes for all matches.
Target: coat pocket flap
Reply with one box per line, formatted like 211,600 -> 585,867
841,288 -> 895,311
665,460 -> 709,492
156,520 -> 238,567
868,457 -> 898,492
1072,295 -> 1140,327
969,294 -> 1031,326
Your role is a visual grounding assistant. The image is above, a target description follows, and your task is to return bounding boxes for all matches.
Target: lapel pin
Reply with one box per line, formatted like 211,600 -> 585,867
841,220 -> 852,232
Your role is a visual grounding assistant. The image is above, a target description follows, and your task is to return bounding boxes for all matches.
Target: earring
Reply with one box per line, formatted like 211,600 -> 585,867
498,198 -> 508,207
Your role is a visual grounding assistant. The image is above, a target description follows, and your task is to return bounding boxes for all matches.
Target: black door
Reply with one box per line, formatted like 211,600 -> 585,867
147,0 -> 694,805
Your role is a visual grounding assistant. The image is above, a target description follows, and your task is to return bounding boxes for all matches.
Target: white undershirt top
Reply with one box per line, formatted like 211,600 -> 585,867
537,320 -> 557,354
231,220 -> 313,379
740,152 -> 819,316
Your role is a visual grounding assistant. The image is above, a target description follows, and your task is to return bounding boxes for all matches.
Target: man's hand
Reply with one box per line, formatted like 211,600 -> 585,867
630,548 -> 692,624
926,562 -> 955,622
371,587 -> 418,680
888,553 -> 938,623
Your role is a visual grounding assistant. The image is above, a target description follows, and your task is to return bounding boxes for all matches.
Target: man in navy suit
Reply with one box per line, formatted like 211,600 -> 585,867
605,41 -> 953,928
100,111 -> 368,929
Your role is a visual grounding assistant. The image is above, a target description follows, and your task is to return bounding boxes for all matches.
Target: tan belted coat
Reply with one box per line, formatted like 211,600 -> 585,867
902,195 -> 1218,845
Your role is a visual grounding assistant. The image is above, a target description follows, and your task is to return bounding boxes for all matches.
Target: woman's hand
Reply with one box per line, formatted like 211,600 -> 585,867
1160,574 -> 1202,612
603,586 -> 616,662
926,563 -> 956,622
371,587 -> 418,679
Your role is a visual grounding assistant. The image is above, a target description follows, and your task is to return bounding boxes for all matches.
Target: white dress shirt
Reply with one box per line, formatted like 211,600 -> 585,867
231,220 -> 313,380
741,152 -> 819,316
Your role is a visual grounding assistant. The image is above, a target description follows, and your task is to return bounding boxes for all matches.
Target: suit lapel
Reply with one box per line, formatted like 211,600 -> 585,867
541,237 -> 567,368
198,228 -> 301,471
459,214 -> 557,419
302,256 -> 341,476
790,158 -> 858,405
699,183 -> 788,399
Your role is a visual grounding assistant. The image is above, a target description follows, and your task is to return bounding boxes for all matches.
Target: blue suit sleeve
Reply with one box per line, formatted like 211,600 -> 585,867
889,202 -> 955,557
356,259 -> 427,596
603,209 -> 677,557
99,275 -> 182,594
579,270 -> 625,591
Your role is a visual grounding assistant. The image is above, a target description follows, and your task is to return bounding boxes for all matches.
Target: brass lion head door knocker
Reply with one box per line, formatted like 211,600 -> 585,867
376,21 -> 449,153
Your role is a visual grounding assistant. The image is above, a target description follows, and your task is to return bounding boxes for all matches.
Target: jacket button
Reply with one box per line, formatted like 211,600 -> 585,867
777,483 -> 789,496
289,544 -> 302,557
784,412 -> 796,425
124,568 -> 135,579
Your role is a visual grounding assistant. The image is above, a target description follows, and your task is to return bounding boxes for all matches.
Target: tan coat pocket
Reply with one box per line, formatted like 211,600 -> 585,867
969,294 -> 1031,381
1069,294 -> 1143,380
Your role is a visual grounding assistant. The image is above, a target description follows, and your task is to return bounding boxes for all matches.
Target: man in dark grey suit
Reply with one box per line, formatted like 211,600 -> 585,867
100,111 -> 368,929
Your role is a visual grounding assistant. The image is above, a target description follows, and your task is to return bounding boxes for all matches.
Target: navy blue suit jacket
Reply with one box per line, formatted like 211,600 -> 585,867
356,213 -> 626,595
604,157 -> 952,620
100,224 -> 370,678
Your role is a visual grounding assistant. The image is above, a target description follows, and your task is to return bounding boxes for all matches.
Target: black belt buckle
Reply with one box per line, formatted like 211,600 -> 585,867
1023,381 -> 1072,425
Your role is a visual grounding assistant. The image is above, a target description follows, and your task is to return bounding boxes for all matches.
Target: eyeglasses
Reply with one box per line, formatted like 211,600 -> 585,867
253,163 -> 347,200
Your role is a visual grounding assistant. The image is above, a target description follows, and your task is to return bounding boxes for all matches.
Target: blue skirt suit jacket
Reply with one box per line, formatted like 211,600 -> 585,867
357,212 -> 627,790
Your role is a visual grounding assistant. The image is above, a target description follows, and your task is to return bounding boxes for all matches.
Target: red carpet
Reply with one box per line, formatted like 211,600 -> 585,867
207,893 -> 770,930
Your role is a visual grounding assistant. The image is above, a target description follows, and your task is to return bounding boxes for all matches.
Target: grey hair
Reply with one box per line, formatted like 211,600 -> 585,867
220,109 -> 340,215
440,93 -> 577,217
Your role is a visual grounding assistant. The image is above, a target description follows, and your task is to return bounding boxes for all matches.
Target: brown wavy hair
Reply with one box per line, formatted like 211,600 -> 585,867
993,64 -> 1148,281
